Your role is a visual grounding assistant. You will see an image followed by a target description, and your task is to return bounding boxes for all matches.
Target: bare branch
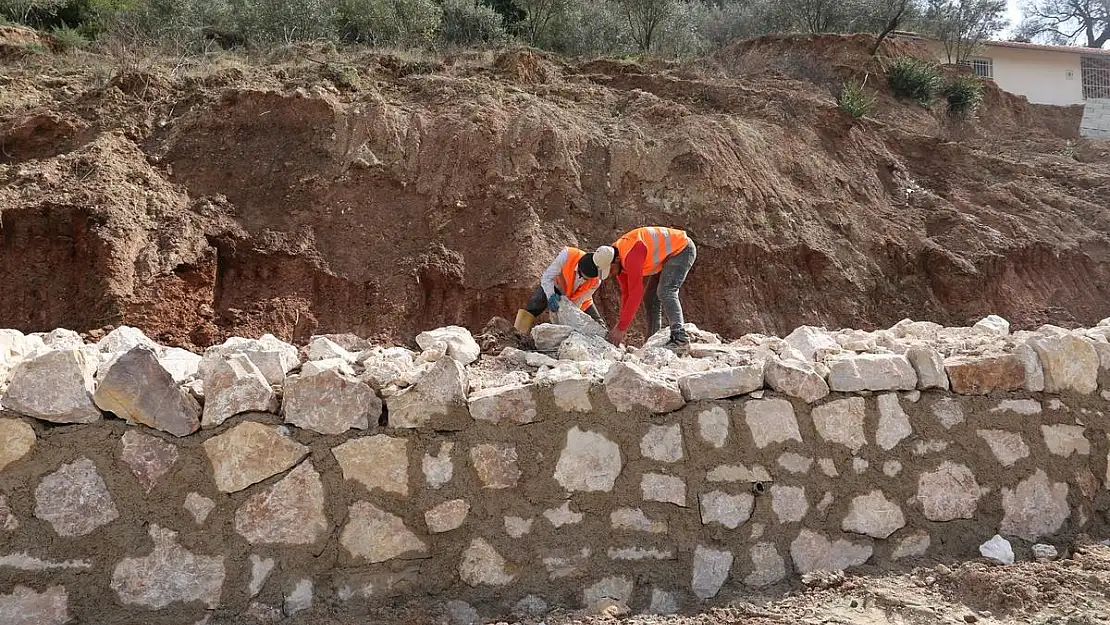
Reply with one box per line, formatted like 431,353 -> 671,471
1020,0 -> 1110,46
616,0 -> 673,53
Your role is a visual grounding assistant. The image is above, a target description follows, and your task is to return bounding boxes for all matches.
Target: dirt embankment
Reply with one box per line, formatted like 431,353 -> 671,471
0,34 -> 1107,349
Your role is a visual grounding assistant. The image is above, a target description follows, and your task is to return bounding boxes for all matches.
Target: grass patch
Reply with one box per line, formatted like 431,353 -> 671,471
942,73 -> 984,118
19,42 -> 50,55
837,81 -> 876,119
324,62 -> 361,90
887,57 -> 939,107
51,26 -> 91,52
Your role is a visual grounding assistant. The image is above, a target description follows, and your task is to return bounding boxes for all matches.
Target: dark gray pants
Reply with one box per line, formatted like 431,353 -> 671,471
645,239 -> 696,343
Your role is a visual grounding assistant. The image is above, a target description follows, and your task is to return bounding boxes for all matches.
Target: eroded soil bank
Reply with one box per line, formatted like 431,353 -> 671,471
1,33 -> 1108,348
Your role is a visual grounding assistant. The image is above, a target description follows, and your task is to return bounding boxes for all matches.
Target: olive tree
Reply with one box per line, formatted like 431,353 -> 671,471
922,0 -> 1008,62
511,0 -> 567,44
617,0 -> 674,52
1019,0 -> 1110,48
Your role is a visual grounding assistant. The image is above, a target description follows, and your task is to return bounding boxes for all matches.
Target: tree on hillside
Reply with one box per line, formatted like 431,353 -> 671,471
510,0 -> 566,44
866,0 -> 917,54
0,0 -> 68,27
617,0 -> 675,52
484,0 -> 525,28
710,0 -> 919,52
922,0 -> 1008,62
1018,0 -> 1110,48
757,0 -> 870,34
782,0 -> 854,33
698,0 -> 778,47
439,0 -> 509,45
336,0 -> 442,46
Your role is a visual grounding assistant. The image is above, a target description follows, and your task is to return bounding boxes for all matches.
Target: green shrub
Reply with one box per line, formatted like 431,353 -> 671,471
325,62 -> 360,89
51,24 -> 90,50
66,0 -> 134,40
107,0 -> 336,46
0,0 -> 68,28
19,41 -> 50,53
654,0 -> 709,59
699,1 -> 768,49
837,81 -> 876,119
886,57 -> 940,107
439,0 -> 507,47
96,0 -> 235,50
942,73 -> 984,118
229,0 -> 338,43
336,0 -> 441,46
536,0 -> 630,57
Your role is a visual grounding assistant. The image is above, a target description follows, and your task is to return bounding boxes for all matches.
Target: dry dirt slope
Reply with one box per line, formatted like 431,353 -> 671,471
1,31 -> 1109,348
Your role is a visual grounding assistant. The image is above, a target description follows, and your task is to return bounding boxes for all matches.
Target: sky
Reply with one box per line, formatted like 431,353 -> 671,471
1004,0 -> 1024,37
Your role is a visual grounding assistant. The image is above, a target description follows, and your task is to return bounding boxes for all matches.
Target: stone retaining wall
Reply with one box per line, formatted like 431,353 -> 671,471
1081,98 -> 1110,139
1,317 -> 1109,624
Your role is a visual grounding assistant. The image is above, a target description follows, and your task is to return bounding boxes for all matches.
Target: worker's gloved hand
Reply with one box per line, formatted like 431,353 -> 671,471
547,295 -> 561,313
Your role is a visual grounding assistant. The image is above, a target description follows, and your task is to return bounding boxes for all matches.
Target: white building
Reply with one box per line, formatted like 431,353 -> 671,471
953,40 -> 1110,107
893,32 -> 1110,106
892,32 -> 1110,138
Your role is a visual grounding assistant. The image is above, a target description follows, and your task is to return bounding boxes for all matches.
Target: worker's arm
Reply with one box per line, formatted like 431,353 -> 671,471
540,248 -> 568,299
579,279 -> 602,313
616,242 -> 647,332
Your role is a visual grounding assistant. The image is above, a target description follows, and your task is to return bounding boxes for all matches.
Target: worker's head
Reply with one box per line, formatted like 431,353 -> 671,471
593,246 -> 617,280
576,253 -> 599,280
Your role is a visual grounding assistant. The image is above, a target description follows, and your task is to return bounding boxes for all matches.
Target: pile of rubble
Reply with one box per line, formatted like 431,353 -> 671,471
1,312 -> 1109,435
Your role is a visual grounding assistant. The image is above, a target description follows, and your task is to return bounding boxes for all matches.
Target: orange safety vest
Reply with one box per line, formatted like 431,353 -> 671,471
556,247 -> 601,310
614,227 -> 690,276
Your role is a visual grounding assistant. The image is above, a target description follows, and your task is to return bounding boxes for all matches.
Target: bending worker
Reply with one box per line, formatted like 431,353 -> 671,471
514,245 -> 615,334
596,226 -> 697,351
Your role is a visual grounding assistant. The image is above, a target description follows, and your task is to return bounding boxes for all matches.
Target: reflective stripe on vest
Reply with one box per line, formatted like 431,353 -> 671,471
557,247 -> 600,309
615,227 -> 689,276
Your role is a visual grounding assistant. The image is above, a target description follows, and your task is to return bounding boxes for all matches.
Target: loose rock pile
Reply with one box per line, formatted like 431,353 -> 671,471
0,315 -> 1109,624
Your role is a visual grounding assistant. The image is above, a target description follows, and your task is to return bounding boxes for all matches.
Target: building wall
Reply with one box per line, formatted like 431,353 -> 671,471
988,46 -> 1086,106
925,42 -> 1086,106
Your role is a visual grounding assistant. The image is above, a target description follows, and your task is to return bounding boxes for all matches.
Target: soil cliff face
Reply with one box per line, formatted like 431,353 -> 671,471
1,33 -> 1107,348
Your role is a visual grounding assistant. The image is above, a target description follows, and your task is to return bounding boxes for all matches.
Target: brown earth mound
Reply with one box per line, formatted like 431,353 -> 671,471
0,25 -> 54,58
0,34 -> 1107,349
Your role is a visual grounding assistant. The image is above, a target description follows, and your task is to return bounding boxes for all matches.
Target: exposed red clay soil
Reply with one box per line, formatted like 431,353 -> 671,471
0,34 -> 1107,349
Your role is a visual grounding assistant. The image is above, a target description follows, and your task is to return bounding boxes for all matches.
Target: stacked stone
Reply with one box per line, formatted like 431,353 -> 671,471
1080,98 -> 1110,140
0,315 -> 1108,623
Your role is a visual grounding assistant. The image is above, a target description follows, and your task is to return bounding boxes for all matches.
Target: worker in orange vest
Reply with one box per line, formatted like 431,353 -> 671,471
596,226 -> 697,352
514,245 -> 615,334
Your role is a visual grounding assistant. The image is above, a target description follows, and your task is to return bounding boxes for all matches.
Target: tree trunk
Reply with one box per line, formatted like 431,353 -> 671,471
870,1 -> 909,56
1090,24 -> 1110,47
